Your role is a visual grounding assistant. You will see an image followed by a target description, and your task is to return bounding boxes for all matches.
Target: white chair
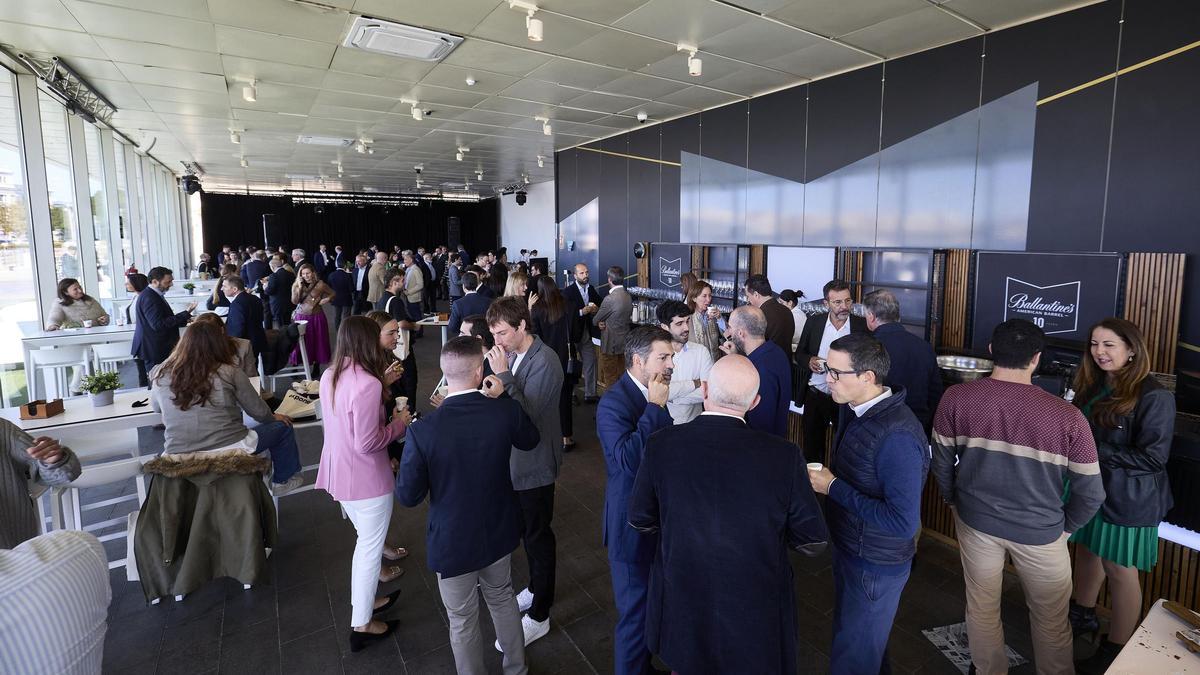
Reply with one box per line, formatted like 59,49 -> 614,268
91,341 -> 135,375
268,320 -> 312,390
30,346 -> 91,400
54,456 -> 151,569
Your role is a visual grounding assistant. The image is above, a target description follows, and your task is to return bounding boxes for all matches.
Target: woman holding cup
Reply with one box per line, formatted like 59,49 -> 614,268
686,280 -> 727,361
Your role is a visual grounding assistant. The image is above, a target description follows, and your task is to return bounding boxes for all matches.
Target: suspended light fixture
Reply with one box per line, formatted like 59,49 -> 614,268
537,155 -> 544,168
677,43 -> 701,77
508,0 -> 543,42
230,130 -> 241,144
535,115 -> 551,136
242,80 -> 257,102
240,157 -> 249,168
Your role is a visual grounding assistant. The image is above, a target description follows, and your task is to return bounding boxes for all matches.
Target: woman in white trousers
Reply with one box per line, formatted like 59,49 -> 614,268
315,316 -> 410,651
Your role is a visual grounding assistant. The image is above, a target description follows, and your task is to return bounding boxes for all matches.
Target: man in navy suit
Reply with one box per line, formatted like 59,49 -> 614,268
222,275 -> 267,358
327,261 -> 354,335
313,244 -> 330,278
629,355 -> 828,674
396,337 -> 540,674
447,272 -> 491,337
240,250 -> 270,292
596,325 -> 674,675
262,255 -> 295,329
131,266 -> 194,376
563,263 -> 602,402
351,253 -> 371,315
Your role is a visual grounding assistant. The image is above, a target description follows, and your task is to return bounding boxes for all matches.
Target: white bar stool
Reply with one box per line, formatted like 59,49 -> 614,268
91,341 -> 136,374
30,346 -> 91,400
53,455 -> 151,569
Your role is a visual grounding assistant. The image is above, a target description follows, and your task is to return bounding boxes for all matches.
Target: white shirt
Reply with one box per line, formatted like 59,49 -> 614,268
355,266 -> 366,291
667,341 -> 714,425
851,387 -> 893,417
576,283 -> 591,315
789,305 -> 807,353
700,411 -> 745,423
627,371 -> 650,401
511,350 -> 527,376
445,388 -> 477,401
810,315 -> 852,394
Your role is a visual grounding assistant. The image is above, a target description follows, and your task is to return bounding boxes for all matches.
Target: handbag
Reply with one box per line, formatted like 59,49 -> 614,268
566,340 -> 582,376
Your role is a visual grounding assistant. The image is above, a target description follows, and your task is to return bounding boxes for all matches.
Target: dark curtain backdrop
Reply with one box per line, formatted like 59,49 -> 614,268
199,193 -> 499,259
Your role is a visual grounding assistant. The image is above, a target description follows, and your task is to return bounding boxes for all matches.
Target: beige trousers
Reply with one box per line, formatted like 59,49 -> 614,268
955,515 -> 1074,675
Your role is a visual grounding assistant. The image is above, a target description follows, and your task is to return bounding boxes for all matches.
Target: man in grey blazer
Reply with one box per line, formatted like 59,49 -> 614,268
483,296 -> 565,649
594,265 -> 633,388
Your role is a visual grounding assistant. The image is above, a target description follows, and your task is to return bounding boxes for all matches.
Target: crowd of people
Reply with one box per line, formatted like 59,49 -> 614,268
1,241 -> 1179,675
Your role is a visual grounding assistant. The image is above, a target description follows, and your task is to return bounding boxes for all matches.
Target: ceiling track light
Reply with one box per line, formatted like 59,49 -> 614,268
242,80 -> 257,102
411,103 -> 424,121
230,130 -> 241,144
240,157 -> 249,168
535,115 -> 551,136
522,174 -> 530,185
465,76 -> 476,86
456,151 -> 463,161
509,0 -> 542,42
677,43 -> 701,77
537,155 -> 544,168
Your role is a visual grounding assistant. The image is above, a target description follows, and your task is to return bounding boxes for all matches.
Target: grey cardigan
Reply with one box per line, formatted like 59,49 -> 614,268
151,363 -> 274,455
1,419 -> 81,548
496,336 -> 564,490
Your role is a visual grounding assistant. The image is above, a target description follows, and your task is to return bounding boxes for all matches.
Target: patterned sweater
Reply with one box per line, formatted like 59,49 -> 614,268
931,377 -> 1104,545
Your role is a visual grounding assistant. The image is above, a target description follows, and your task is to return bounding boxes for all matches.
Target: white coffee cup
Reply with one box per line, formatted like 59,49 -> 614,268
807,462 -> 823,472
82,320 -> 93,328
395,396 -> 408,411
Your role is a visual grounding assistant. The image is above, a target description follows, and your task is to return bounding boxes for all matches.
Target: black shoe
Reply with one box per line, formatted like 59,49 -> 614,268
563,441 -> 577,452
1076,639 -> 1122,675
373,589 -> 401,615
349,620 -> 398,653
1069,599 -> 1099,638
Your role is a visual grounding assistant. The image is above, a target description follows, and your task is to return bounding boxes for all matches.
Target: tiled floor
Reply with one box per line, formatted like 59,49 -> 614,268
87,309 -> 1084,674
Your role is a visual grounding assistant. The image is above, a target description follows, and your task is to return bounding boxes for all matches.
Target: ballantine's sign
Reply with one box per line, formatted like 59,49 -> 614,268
1004,277 -> 1080,335
659,257 -> 681,288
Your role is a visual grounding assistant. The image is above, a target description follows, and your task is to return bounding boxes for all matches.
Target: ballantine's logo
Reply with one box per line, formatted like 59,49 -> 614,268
659,257 -> 681,288
1004,277 -> 1080,334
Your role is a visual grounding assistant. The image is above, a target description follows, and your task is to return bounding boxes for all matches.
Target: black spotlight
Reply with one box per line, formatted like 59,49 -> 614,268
515,190 -> 527,206
181,174 -> 202,195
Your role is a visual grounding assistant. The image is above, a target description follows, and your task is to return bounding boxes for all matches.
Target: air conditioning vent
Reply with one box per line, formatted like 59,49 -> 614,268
343,16 -> 463,61
296,135 -> 353,147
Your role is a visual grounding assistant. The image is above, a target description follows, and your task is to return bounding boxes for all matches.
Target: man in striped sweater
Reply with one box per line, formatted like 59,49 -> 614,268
932,319 -> 1104,675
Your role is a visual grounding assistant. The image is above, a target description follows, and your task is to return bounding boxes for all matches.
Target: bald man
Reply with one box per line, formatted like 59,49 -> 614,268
629,355 -> 828,675
723,306 -> 792,438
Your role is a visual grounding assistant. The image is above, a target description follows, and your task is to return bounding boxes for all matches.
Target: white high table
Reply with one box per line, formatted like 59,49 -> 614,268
1108,599 -> 1200,673
20,321 -> 137,400
417,316 -> 450,346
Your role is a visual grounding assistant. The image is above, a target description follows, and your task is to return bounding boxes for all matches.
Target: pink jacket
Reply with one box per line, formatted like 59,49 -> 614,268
315,362 -> 406,502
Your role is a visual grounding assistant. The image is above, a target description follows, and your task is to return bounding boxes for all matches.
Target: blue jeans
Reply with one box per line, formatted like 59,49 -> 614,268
610,559 -> 652,675
253,420 -> 301,484
830,550 -> 911,675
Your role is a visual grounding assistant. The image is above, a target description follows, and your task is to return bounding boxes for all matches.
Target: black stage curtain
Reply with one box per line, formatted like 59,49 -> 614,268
199,193 -> 499,259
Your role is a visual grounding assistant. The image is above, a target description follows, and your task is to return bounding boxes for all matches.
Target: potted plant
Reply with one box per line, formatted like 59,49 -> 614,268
81,371 -> 121,407
182,282 -> 196,294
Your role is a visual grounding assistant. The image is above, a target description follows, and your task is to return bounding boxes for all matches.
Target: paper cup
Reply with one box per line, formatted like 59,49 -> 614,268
82,320 -> 93,328
395,396 -> 408,411
807,463 -> 823,472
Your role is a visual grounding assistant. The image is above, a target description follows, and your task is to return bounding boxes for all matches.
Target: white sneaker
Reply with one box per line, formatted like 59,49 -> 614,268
271,474 -> 304,496
516,587 -> 534,613
495,614 -> 550,652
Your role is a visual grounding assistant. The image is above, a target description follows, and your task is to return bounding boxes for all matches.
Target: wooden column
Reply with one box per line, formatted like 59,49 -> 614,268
1123,252 -> 1186,373
941,249 -> 971,349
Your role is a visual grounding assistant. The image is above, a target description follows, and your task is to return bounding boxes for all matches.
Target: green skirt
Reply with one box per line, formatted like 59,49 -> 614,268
1069,513 -> 1159,572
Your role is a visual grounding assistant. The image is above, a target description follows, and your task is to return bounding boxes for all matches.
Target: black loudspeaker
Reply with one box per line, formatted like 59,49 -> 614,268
262,213 -> 281,250
447,216 -> 461,249
515,191 -> 527,206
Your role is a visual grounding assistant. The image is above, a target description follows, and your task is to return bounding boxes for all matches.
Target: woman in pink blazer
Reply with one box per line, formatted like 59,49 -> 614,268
316,316 -> 410,652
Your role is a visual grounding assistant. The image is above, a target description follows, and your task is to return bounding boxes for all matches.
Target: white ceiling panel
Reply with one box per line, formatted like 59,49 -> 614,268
539,0 -> 652,24
419,64 -> 519,95
613,0 -> 752,46
74,0 -> 214,22
312,89 -> 395,113
0,22 -> 108,60
703,65 -> 799,96
470,5 -> 605,56
566,29 -> 677,71
763,40 -> 877,78
944,0 -> 1100,30
699,20 -> 825,64
328,46 -> 438,80
839,6 -> 980,58
596,72 -> 688,100
115,63 -> 228,92
656,85 -> 742,109
205,0 -> 352,43
351,0 -> 501,36
441,40 -> 553,77
62,0 -> 217,52
93,36 -> 223,72
399,84 -> 490,109
233,83 -> 320,115
214,25 -> 336,70
0,2 -> 83,31
134,83 -> 230,105
496,79 -> 584,105
524,58 -> 623,89
220,56 -> 328,88
767,0 -> 928,39
564,90 -> 645,114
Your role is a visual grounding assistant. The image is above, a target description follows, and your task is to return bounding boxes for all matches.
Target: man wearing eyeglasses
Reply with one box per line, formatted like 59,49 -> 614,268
806,332 -> 928,674
796,279 -> 868,463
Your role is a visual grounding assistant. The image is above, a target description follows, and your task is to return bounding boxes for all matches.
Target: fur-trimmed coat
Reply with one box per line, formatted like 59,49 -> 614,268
134,453 -> 277,601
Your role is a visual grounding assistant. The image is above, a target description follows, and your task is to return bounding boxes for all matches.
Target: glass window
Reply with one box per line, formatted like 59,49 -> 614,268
38,92 -> 81,285
113,140 -> 132,275
134,156 -> 148,263
83,124 -> 112,298
0,71 -> 38,405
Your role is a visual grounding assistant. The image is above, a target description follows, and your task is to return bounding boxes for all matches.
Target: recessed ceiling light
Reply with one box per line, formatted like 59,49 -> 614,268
465,76 -> 476,86
242,81 -> 257,102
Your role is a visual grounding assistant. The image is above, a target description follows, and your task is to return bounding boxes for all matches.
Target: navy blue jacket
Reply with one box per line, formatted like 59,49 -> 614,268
746,340 -> 792,438
447,291 -> 492,337
327,268 -> 353,308
597,372 -> 673,563
225,291 -> 267,356
263,268 -> 295,325
131,288 -> 190,367
240,259 -> 270,292
396,391 -> 540,578
827,387 -> 929,568
872,322 -> 943,432
629,414 -> 827,675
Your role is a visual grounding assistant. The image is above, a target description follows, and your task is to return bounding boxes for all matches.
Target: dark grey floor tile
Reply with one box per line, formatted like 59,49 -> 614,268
280,627 -> 343,675
561,609 -> 614,675
221,582 -> 278,635
160,607 -> 223,655
156,638 -> 220,675
276,578 -> 334,643
400,643 -> 459,675
219,620 -> 280,674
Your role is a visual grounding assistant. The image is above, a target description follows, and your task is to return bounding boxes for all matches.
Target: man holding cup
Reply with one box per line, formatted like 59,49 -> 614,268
806,333 -> 928,674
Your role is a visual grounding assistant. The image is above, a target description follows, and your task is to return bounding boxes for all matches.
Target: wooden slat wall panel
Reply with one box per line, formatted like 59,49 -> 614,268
1123,253 -> 1185,373
637,255 -> 649,288
749,245 -> 765,276
941,249 -> 971,349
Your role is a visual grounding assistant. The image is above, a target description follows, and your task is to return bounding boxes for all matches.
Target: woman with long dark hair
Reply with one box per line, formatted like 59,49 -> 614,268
316,316 -> 410,651
530,275 -> 576,450
1068,318 -> 1175,673
290,262 -> 334,371
46,278 -> 109,330
686,280 -> 726,361
207,263 -> 239,311
150,321 -> 302,492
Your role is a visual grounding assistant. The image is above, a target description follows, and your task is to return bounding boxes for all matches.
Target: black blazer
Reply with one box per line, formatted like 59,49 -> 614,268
1087,377 -> 1176,527
131,289 -> 190,367
396,391 -> 540,577
263,268 -> 295,324
629,414 -> 827,675
447,291 -> 492,337
794,312 -> 868,406
327,268 -> 353,308
531,305 -> 570,368
225,291 -> 267,356
240,259 -> 270,291
563,281 -> 601,343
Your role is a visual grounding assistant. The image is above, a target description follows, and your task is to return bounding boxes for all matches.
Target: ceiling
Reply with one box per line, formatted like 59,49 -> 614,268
0,0 -> 1097,196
